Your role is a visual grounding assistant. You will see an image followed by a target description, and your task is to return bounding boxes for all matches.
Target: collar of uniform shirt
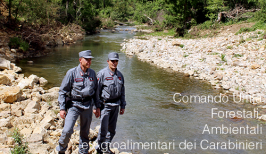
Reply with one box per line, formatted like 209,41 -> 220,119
107,66 -> 117,76
78,64 -> 89,76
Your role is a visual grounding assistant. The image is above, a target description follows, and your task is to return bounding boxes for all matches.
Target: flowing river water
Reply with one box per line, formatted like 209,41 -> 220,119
16,26 -> 266,154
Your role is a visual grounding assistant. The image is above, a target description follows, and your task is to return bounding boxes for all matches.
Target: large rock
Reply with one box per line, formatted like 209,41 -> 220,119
0,134 -> 7,144
28,74 -> 39,84
0,103 -> 10,111
39,103 -> 50,115
0,58 -> 10,70
11,103 -> 24,117
48,87 -> 60,93
20,128 -> 33,137
0,148 -> 11,154
50,129 -> 62,137
0,118 -> 12,128
42,92 -> 58,102
32,126 -> 47,139
0,74 -> 11,85
6,137 -> 14,145
40,115 -> 54,129
24,101 -> 41,115
0,111 -> 11,118
17,78 -> 33,89
1,70 -> 17,82
39,77 -> 48,87
18,74 -> 39,89
12,116 -> 36,126
0,86 -> 22,103
45,136 -> 58,149
26,134 -> 43,144
45,110 -> 57,119
10,63 -> 22,73
28,143 -> 50,154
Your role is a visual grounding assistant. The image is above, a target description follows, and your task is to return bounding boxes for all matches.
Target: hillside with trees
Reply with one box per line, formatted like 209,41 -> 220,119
0,0 -> 266,57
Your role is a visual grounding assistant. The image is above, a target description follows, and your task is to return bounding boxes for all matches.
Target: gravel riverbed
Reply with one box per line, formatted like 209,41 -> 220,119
121,30 -> 266,112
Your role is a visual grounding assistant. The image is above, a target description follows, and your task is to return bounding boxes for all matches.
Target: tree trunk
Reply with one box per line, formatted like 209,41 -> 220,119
8,0 -> 12,21
217,12 -> 224,22
66,0 -> 69,17
74,0 -> 76,20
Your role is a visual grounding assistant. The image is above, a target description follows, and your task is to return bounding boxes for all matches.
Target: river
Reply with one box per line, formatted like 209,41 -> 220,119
16,26 -> 266,154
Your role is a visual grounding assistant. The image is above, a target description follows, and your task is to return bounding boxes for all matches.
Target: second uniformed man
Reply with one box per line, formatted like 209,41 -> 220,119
94,52 -> 126,154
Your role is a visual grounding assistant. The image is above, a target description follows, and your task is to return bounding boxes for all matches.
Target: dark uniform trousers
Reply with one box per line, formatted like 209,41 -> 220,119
98,105 -> 119,149
57,106 -> 93,153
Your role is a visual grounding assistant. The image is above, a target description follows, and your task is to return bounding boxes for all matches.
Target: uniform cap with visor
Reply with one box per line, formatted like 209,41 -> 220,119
79,50 -> 94,59
108,52 -> 119,60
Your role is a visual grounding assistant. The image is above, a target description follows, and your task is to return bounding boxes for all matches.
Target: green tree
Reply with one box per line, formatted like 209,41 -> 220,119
5,0 -> 61,25
205,0 -> 229,21
256,0 -> 266,22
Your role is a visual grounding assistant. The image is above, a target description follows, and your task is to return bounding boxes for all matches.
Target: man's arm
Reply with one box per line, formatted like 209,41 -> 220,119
120,74 -> 126,114
92,71 -> 101,118
58,69 -> 73,118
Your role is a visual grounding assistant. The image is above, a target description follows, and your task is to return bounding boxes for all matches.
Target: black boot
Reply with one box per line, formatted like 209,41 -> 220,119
96,147 -> 103,154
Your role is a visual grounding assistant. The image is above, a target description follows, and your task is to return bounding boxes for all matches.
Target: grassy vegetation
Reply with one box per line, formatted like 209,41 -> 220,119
227,46 -> 233,49
208,52 -> 219,55
220,54 -> 227,62
8,37 -> 29,52
146,28 -> 176,37
236,21 -> 266,35
10,128 -> 30,154
233,54 -> 243,58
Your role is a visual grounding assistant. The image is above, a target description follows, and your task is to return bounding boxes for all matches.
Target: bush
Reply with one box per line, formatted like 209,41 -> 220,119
100,18 -> 115,29
8,37 -> 29,52
255,0 -> 266,22
198,20 -> 220,30
10,128 -> 30,154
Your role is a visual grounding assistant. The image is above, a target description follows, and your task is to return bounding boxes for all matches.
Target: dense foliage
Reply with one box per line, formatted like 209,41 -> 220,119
2,0 -> 266,34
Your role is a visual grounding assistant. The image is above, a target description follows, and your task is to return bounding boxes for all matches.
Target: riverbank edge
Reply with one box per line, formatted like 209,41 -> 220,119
0,23 -> 86,62
120,31 -> 266,121
0,59 -> 131,154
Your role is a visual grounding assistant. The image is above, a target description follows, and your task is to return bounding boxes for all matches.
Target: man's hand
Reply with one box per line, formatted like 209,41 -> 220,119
120,108 -> 125,115
93,108 -> 101,118
60,110 -> 67,119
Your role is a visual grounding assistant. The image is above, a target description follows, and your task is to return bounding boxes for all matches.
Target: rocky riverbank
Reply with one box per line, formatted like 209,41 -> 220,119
0,23 -> 85,62
0,58 -> 130,154
121,30 -> 266,119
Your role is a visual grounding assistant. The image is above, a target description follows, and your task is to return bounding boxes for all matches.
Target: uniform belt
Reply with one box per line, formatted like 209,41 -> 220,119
72,97 -> 91,102
104,97 -> 120,103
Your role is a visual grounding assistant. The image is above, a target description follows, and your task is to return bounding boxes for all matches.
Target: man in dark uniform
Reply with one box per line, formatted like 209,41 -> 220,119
56,50 -> 101,154
94,52 -> 126,154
